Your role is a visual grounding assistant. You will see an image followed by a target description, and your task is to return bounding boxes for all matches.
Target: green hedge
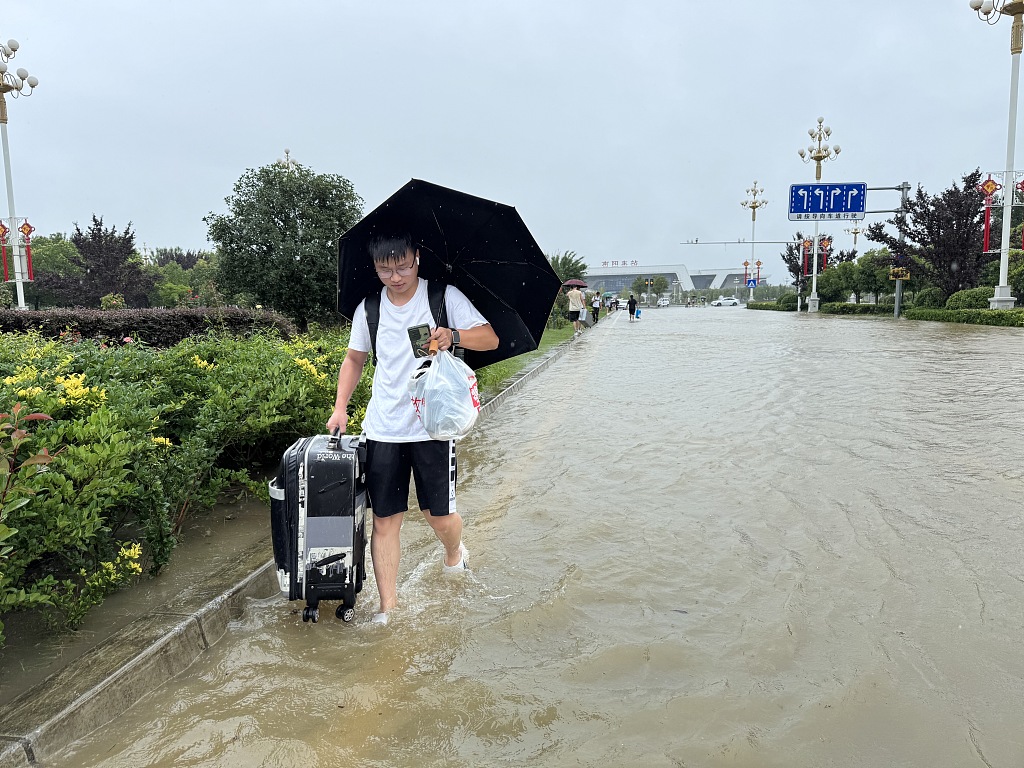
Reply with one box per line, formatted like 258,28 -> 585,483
913,286 -> 947,309
945,287 -> 995,310
0,327 -> 364,643
0,307 -> 297,347
819,303 -> 896,315
903,307 -> 1024,326
747,301 -> 794,311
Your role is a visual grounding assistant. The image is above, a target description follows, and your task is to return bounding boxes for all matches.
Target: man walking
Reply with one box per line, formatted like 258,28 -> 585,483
566,285 -> 585,336
327,234 -> 499,625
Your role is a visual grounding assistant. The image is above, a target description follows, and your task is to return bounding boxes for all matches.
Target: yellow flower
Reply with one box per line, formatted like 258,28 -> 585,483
53,373 -> 106,407
191,355 -> 215,371
293,357 -> 327,381
3,364 -> 40,387
151,436 -> 173,448
16,386 -> 43,399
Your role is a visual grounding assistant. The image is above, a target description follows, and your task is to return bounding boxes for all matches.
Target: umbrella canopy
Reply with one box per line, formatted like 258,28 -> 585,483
562,279 -> 587,287
338,179 -> 562,369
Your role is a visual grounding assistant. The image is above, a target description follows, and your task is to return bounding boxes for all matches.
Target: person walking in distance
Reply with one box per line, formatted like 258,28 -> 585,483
590,292 -> 601,324
326,234 -> 499,626
566,285 -> 585,337
627,294 -> 638,323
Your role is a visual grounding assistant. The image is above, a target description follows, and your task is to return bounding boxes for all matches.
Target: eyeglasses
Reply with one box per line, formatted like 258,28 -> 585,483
375,262 -> 417,279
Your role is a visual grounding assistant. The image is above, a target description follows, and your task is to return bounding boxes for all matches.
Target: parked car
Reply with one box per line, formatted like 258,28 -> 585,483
657,298 -> 670,307
711,296 -> 740,307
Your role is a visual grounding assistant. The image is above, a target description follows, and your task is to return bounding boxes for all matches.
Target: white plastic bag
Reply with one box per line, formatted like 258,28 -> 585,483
408,350 -> 481,441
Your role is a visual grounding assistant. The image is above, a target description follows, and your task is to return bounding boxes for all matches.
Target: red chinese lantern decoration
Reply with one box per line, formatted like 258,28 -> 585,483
19,220 -> 35,280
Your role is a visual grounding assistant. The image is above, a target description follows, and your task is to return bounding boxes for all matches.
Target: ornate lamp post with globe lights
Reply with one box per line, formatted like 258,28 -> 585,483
741,181 -> 767,302
844,221 -> 865,248
0,37 -> 39,311
277,147 -> 299,172
969,0 -> 1022,307
797,118 -> 841,312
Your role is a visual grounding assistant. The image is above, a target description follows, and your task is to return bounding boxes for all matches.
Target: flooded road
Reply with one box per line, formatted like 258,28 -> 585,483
58,307 -> 1024,767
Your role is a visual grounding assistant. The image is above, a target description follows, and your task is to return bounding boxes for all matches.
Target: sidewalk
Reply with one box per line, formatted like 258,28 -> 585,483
0,333 -> 577,768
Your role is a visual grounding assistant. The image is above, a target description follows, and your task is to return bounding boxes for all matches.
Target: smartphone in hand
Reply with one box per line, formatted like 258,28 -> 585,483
407,324 -> 432,357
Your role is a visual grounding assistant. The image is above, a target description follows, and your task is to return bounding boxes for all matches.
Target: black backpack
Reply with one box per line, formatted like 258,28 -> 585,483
364,281 -> 464,365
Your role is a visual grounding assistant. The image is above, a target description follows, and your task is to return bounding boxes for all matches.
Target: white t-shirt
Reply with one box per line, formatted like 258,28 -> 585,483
349,278 -> 489,442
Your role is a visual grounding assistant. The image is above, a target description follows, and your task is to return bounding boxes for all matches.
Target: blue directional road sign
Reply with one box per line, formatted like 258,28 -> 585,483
788,182 -> 867,221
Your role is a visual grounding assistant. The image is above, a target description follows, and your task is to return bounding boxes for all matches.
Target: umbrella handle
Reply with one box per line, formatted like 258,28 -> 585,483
429,339 -> 439,355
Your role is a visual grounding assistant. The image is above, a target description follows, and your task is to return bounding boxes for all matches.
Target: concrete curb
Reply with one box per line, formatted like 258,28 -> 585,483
0,333 -> 576,767
0,541 -> 279,767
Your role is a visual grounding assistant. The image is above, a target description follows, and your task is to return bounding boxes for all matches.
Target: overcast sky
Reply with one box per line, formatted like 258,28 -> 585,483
3,0 -> 1013,283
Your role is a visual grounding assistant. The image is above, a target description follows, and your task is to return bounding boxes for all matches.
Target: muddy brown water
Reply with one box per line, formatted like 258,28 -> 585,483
51,307 -> 1024,767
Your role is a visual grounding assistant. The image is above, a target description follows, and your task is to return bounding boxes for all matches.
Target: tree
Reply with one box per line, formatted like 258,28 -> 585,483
35,217 -> 154,307
821,260 -> 858,303
23,233 -> 82,309
651,276 -> 669,297
780,232 -> 812,293
547,250 -> 587,282
149,261 -> 194,308
865,170 -> 990,298
153,247 -> 205,271
857,249 -> 892,303
205,162 -> 363,330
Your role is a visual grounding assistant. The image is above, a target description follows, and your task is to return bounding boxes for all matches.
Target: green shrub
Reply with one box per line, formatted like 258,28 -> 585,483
903,307 -> 1024,326
0,325 -> 366,639
912,286 -> 946,309
945,286 -> 994,310
0,404 -> 60,644
747,301 -> 792,311
777,293 -> 799,310
819,303 -> 895,315
99,293 -> 127,310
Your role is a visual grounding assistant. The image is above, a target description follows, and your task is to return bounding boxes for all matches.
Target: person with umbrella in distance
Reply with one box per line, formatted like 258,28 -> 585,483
327,233 -> 498,626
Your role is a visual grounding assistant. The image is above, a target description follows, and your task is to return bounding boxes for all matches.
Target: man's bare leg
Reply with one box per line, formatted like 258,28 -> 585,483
422,509 -> 464,566
371,512 -> 404,613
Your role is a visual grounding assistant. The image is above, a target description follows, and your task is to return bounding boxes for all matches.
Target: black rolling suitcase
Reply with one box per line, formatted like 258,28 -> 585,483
268,432 -> 367,623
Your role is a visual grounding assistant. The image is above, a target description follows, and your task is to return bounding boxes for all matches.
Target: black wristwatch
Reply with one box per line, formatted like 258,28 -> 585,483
450,328 -> 461,347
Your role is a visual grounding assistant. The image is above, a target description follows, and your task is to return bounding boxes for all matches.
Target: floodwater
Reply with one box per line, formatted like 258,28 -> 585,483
56,306 -> 1024,767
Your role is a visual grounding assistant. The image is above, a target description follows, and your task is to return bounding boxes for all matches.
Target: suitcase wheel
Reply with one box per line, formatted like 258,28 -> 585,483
302,606 -> 319,623
336,605 -> 355,622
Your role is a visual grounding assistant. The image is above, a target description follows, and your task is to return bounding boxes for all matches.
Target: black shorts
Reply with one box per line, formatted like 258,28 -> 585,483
569,310 -> 581,321
365,439 -> 456,518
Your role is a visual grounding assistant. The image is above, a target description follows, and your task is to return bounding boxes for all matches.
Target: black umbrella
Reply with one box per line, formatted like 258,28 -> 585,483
338,179 -> 562,369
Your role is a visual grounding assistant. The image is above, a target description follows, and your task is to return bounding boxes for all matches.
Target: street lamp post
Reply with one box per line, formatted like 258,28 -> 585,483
0,37 -> 39,311
797,117 -> 841,313
970,0 -> 1022,308
277,147 -> 299,171
844,222 -> 864,249
741,181 -> 767,302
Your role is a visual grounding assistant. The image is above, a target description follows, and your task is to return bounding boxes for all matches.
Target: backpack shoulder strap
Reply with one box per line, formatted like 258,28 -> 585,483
364,290 -> 383,367
428,280 -> 448,329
